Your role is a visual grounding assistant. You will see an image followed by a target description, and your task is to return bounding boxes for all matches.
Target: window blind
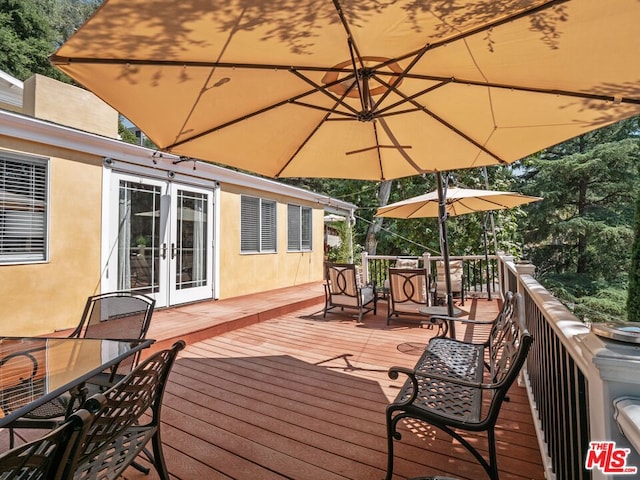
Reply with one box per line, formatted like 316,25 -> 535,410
241,196 -> 276,253
0,155 -> 47,263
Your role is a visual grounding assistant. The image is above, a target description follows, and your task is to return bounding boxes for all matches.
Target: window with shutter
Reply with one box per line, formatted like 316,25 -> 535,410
240,195 -> 277,253
287,204 -> 312,252
287,204 -> 301,250
0,154 -> 48,263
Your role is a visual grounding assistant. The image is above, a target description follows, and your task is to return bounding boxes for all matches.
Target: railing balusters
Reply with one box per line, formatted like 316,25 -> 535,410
362,254 -> 500,299
518,267 -> 591,480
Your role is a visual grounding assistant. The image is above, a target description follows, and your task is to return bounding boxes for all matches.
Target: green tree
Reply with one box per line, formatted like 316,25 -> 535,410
519,121 -> 639,282
0,0 -> 63,81
0,0 -> 100,82
627,190 -> 640,321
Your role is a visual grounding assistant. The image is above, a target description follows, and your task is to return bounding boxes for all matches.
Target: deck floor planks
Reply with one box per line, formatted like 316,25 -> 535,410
151,301 -> 544,480
1,289 -> 544,480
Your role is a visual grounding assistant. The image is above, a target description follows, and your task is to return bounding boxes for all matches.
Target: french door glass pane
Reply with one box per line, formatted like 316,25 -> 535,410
118,181 -> 160,294
176,189 -> 207,290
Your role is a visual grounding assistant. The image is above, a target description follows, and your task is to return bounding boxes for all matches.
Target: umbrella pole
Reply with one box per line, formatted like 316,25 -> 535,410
437,173 -> 455,337
483,213 -> 493,301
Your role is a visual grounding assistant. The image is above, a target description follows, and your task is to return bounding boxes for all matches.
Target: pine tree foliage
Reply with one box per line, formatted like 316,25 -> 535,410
627,191 -> 640,321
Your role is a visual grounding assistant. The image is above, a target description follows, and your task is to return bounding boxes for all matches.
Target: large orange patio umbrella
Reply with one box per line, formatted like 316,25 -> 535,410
50,0 -> 640,317
50,0 -> 640,182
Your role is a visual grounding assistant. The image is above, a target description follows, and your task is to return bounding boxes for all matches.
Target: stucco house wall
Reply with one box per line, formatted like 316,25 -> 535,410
218,184 -> 326,298
0,138 -> 103,336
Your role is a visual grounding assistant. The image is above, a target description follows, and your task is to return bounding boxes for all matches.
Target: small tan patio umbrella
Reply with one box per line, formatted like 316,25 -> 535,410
376,186 -> 542,324
376,187 -> 542,219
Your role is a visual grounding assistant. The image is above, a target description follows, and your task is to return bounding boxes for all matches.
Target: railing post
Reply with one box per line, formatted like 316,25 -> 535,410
422,253 -> 432,305
515,262 -> 536,297
502,254 -> 515,294
361,251 -> 369,284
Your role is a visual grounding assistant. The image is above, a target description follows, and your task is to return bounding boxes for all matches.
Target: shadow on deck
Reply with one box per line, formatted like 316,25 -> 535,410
2,283 -> 544,480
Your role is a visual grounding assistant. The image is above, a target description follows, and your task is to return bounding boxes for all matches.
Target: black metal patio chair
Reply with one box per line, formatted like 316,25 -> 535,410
73,340 -> 185,480
0,407 -> 95,480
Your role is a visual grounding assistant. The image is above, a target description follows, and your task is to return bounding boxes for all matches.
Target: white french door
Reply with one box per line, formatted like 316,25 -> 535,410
167,183 -> 213,304
107,173 -> 214,307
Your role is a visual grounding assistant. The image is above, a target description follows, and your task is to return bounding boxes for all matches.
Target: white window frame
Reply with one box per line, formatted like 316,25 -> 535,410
240,195 -> 277,253
0,151 -> 49,264
287,204 -> 312,252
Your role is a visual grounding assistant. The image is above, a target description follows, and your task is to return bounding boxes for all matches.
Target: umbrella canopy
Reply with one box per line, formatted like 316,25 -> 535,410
51,0 -> 640,181
376,187 -> 542,218
376,186 -> 541,325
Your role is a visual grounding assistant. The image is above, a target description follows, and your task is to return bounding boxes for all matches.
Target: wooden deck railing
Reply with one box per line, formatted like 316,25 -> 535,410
506,260 -> 592,480
361,253 -> 499,300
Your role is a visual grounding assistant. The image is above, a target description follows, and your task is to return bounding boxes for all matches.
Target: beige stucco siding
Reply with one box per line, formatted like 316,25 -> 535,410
217,184 -> 325,298
0,139 -> 103,336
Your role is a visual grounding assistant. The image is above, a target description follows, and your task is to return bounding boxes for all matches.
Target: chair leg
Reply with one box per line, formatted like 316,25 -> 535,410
384,410 -> 399,480
151,430 -> 171,480
131,460 -> 151,475
488,428 -> 499,480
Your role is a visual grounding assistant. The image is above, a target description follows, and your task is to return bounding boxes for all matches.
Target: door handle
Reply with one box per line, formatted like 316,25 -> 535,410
171,243 -> 176,260
161,243 -> 167,260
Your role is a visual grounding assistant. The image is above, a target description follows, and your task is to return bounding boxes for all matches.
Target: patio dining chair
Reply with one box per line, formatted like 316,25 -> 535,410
0,407 -> 95,480
72,340 -> 185,480
432,260 -> 465,306
323,262 -> 377,323
386,268 -> 431,326
70,291 -> 156,381
6,291 -> 155,448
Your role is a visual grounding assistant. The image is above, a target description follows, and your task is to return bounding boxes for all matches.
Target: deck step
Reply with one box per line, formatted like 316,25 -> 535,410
146,282 -> 326,353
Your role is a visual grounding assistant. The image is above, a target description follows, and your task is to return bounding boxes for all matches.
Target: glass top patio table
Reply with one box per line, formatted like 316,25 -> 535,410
0,336 -> 154,428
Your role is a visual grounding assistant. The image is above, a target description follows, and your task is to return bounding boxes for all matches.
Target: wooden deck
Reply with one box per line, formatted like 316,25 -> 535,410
3,284 -> 545,480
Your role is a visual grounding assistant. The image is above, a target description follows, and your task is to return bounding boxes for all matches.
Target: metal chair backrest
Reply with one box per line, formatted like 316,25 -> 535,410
0,350 -> 43,418
74,341 -> 185,480
0,408 -> 93,480
326,263 -> 359,298
70,292 -> 155,373
436,259 -> 463,288
388,268 -> 429,305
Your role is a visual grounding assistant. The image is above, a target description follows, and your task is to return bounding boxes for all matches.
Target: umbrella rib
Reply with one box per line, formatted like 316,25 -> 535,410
375,78 -> 452,116
289,69 -> 360,116
289,100 -> 357,119
382,84 -> 507,164
49,56 -> 355,74
372,43 -> 433,110
167,69 -> 359,150
399,73 -> 640,105
331,0 -> 364,61
332,0 -> 371,113
275,89 -> 353,178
